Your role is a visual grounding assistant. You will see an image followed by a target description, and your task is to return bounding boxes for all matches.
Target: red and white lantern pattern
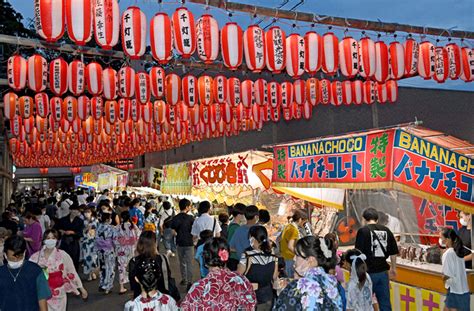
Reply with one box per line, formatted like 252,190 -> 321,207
198,75 -> 214,106
50,97 -> 62,121
3,92 -> 18,119
27,54 -> 47,92
213,75 -> 228,104
267,82 -> 281,109
141,102 -> 153,123
376,83 -> 388,104
19,96 -> 33,119
352,80 -> 363,105
94,0 -> 119,49
118,66 -> 135,98
244,25 -> 266,72
182,75 -> 198,107
322,32 -> 339,75
104,100 -> 118,123
117,98 -> 130,121
281,82 -> 293,108
221,22 -> 243,70
363,80 -> 376,105
341,81 -> 352,105
196,14 -> 219,64
150,67 -> 165,99
330,81 -> 343,106
65,0 -> 93,45
339,37 -> 359,78
433,47 -> 449,83
293,80 -> 306,106
389,41 -> 405,80
285,34 -> 305,79
227,77 -> 241,107
7,55 -> 27,91
254,79 -> 268,106
404,38 -> 419,76
418,41 -> 435,79
165,73 -> 182,106
319,79 -> 331,105
91,96 -> 104,120
102,68 -> 118,100
150,13 -> 173,64
63,96 -> 78,122
306,78 -> 318,106
35,93 -> 49,118
172,7 -> 196,58
304,31 -> 322,75
265,26 -> 286,73
445,43 -> 462,80
153,100 -> 166,123
135,72 -> 150,104
387,80 -> 398,103
68,60 -> 85,96
77,95 -> 90,120
49,58 -> 68,96
303,101 -> 312,120
241,80 -> 254,108
121,6 -> 146,59
85,62 -> 103,96
34,0 -> 65,42
374,41 -> 389,83
460,47 -> 474,82
358,37 -> 376,78
23,116 -> 35,134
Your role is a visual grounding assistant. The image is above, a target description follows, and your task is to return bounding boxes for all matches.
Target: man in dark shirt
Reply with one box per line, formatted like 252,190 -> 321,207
170,198 -> 195,288
54,204 -> 84,269
355,208 -> 398,311
458,211 -> 472,269
0,211 -> 18,235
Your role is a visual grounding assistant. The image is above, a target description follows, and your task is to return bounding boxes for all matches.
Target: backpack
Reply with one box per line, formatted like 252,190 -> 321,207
162,209 -> 176,229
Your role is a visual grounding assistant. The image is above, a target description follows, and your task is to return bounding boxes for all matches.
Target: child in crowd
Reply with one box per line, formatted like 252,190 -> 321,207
195,230 -> 213,278
218,213 -> 229,240
342,249 -> 375,311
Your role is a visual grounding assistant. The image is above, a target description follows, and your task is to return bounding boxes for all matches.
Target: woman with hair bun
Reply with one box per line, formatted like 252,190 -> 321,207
181,237 -> 257,310
237,225 -> 278,310
273,236 -> 342,310
124,257 -> 177,311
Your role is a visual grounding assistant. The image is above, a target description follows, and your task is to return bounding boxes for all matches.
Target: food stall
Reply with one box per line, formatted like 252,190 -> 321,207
127,167 -> 163,196
91,164 -> 128,192
271,125 -> 474,310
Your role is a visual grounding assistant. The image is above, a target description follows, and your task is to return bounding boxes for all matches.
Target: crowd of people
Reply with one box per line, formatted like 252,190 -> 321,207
0,188 -> 471,310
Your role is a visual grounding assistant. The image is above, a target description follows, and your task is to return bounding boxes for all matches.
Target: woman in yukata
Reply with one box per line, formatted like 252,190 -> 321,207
95,213 -> 117,294
80,206 -> 99,281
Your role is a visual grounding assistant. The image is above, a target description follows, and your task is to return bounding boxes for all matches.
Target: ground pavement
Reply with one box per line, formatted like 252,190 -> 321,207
68,248 -> 200,310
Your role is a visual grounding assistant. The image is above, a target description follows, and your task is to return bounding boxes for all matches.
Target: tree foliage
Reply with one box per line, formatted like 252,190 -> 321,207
0,0 -> 34,37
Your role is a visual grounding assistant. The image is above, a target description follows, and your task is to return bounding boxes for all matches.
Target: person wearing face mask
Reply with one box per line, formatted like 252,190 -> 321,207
21,211 -> 43,258
458,211 -> 473,269
30,229 -> 88,311
237,225 -> 278,310
273,235 -> 342,310
80,206 -> 99,281
95,213 -> 117,294
54,204 -> 84,270
0,235 -> 51,311
279,209 -> 309,278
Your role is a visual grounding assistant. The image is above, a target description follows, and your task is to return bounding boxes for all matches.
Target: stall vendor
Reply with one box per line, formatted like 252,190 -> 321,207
458,211 -> 472,269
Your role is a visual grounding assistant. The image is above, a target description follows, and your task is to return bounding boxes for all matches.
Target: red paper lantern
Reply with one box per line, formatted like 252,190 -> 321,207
39,168 -> 49,175
270,106 -> 281,122
130,99 -> 141,122
182,75 -> 198,107
83,116 -> 93,134
102,68 -> 118,100
189,104 -> 200,126
213,75 -> 228,104
389,41 -> 405,80
460,47 -> 474,82
164,74 -> 182,106
47,58 -> 67,96
374,41 -> 389,83
352,80 -> 363,105
418,41 -> 435,79
291,102 -> 302,120
376,83 -> 388,104
254,79 -> 268,106
35,93 -> 49,118
265,26 -> 286,73
91,96 -> 104,120
3,92 -> 18,119
433,47 -> 449,83
10,115 -> 22,137
244,25 -> 266,72
77,95 -> 90,120
251,103 -> 262,123
304,31 -> 322,75
177,102 -> 189,123
227,77 -> 241,107
93,0 -> 119,49
363,80 -> 376,105
27,54 -> 47,92
322,32 -> 339,75
303,101 -> 312,120
267,82 -> 281,109
68,60 -> 85,96
65,0 -> 93,45
85,62 -> 103,96
241,80 -> 254,108
339,37 -> 359,78
404,38 -> 419,76
293,80 -> 306,106
34,0 -> 65,42
341,81 -> 352,105
319,79 -> 331,105
445,43 -> 462,80
141,102 -> 153,123
358,37 -> 376,78
105,100 -> 118,123
150,12 -> 173,64
210,103 -> 222,123
23,116 -> 35,134
286,34 -> 305,78
135,72 -> 150,104
118,66 -> 135,98
71,118 -> 82,134
19,96 -> 33,119
306,78 -> 319,106
167,105 -> 177,125
121,6 -> 146,59
50,97 -> 62,121
221,22 -> 243,70
150,67 -> 165,99
198,75 -> 214,106
117,98 -> 130,122
172,7 -> 196,58
63,96 -> 78,122
281,81 -> 293,108
330,81 -> 343,106
222,103 -> 232,124
60,118 -> 70,133
153,100 -> 166,123
7,55 -> 27,91
387,80 -> 398,103
196,14 -> 219,64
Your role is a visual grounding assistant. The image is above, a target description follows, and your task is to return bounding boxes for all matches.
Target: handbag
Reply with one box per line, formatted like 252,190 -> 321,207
159,254 -> 181,301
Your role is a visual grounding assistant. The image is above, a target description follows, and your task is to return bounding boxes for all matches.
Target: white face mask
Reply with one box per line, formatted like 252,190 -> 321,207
6,257 -> 24,269
44,239 -> 57,249
460,218 -> 468,226
439,238 -> 446,247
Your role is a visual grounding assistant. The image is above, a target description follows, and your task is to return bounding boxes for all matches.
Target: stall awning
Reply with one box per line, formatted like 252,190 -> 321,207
271,125 -> 473,213
273,187 -> 345,210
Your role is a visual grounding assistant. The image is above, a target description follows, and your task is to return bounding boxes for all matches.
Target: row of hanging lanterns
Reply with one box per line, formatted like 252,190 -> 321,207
32,1 -> 474,82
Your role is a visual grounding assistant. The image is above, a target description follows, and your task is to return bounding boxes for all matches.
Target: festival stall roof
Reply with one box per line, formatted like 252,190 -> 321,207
270,125 -> 473,213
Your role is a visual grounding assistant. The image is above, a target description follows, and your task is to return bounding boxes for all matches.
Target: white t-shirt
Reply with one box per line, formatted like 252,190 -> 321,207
77,194 -> 88,206
442,248 -> 469,294
386,214 -> 405,243
39,214 -> 51,234
191,213 -> 222,237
